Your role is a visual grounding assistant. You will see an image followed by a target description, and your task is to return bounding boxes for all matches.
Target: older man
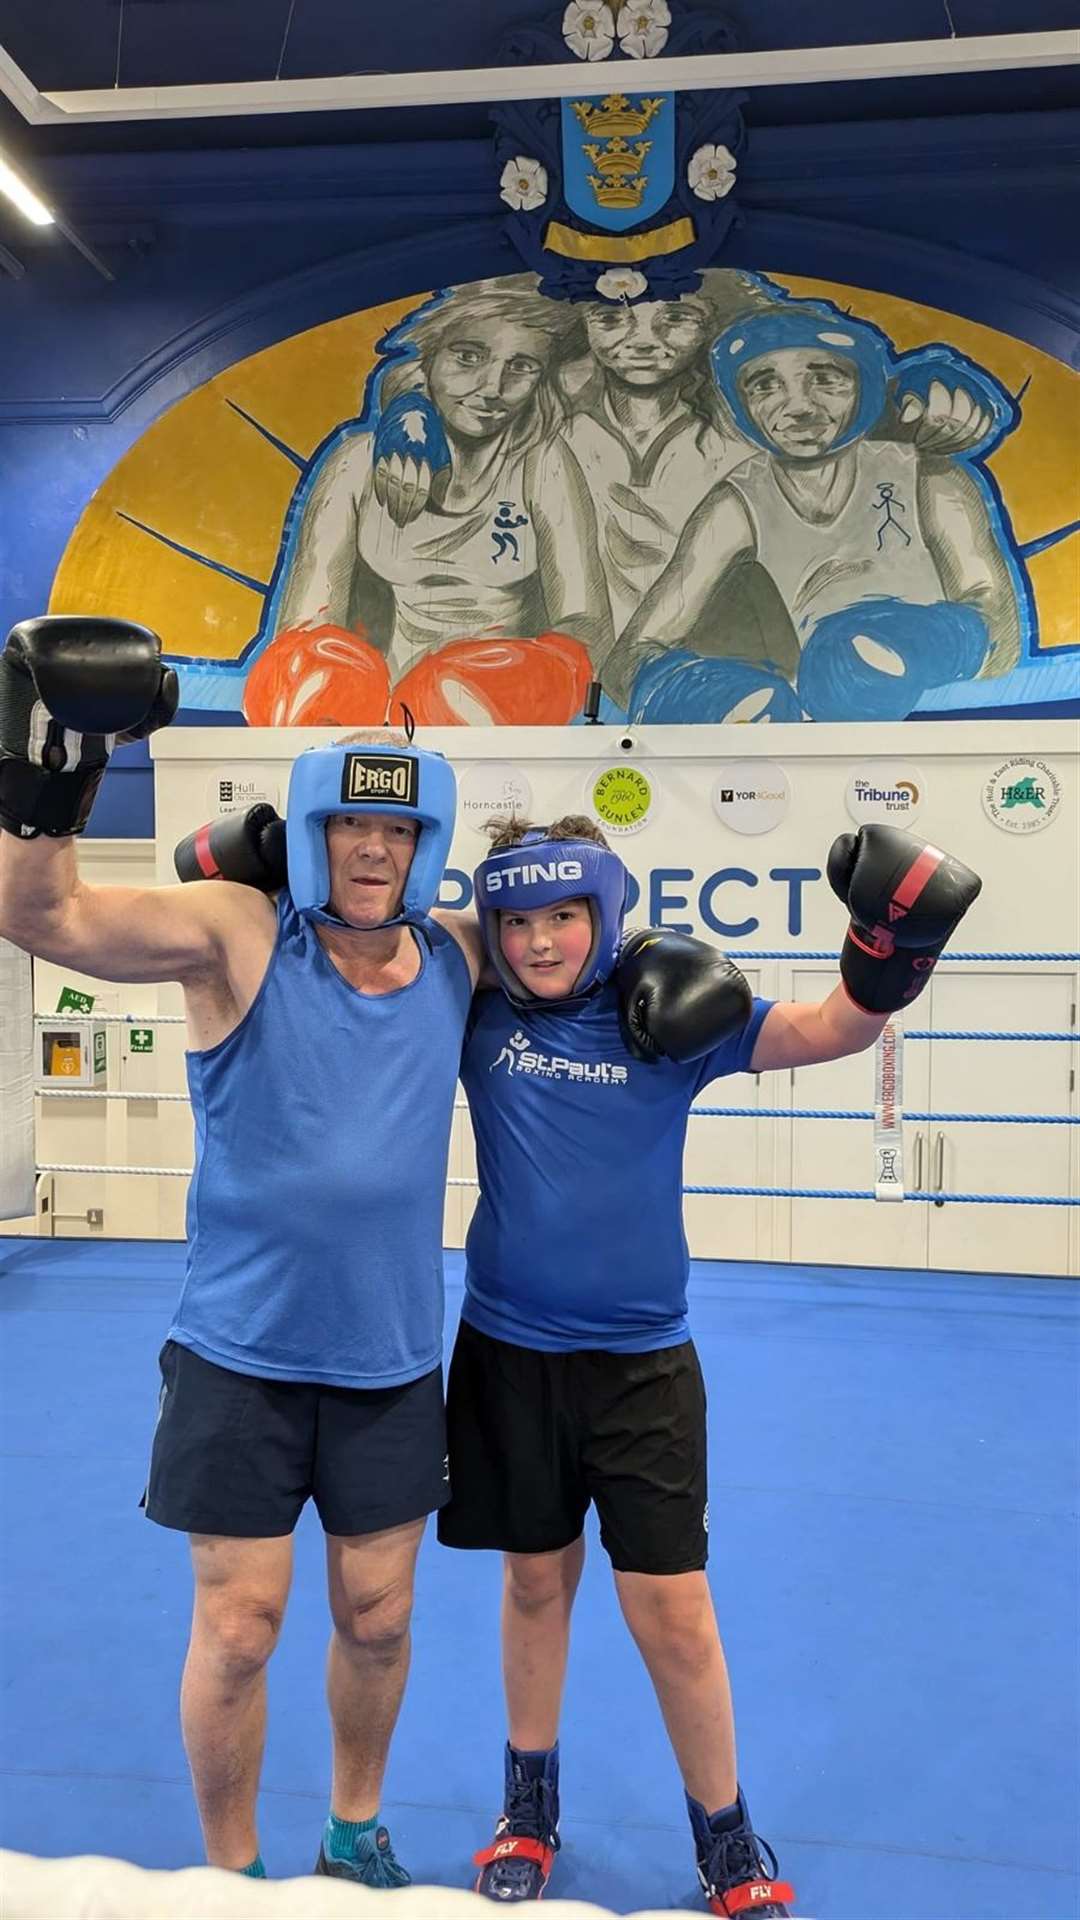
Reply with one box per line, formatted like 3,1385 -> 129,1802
0,614 -> 482,1886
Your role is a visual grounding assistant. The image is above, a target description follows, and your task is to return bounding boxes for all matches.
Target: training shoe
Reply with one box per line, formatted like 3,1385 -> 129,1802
314,1825 -> 412,1888
474,1744 -> 560,1901
688,1789 -> 795,1918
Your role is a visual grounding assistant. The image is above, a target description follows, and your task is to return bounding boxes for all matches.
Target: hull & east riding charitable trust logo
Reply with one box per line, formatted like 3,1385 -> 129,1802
982,756 -> 1062,834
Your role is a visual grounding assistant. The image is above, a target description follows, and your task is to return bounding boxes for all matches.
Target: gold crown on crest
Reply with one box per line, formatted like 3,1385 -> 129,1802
572,93 -> 664,139
583,138 -> 652,208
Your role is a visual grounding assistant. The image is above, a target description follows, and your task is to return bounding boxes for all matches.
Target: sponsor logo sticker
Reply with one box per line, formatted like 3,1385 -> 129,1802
711,761 -> 791,835
982,756 -> 1062,834
589,764 -> 654,836
845,764 -> 923,827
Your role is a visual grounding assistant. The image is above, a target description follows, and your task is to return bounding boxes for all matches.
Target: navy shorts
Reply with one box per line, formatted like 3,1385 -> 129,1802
438,1321 -> 708,1575
143,1340 -> 449,1538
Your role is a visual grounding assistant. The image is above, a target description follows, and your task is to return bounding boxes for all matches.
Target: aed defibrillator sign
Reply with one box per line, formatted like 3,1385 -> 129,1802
341,754 -> 418,808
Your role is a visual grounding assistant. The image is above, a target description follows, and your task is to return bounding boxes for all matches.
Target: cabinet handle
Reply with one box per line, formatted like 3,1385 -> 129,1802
913,1131 -> 923,1193
933,1130 -> 946,1208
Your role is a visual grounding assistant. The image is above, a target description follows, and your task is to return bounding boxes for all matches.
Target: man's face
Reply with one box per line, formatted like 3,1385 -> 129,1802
736,346 -> 859,458
325,812 -> 419,927
428,317 -> 550,442
585,299 -> 711,389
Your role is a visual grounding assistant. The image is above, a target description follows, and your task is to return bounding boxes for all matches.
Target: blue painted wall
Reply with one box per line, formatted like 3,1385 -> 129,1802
1,114 -> 1077,835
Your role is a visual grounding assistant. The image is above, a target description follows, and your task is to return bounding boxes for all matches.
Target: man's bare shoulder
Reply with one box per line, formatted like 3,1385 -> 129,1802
430,907 -> 484,988
185,879 -> 278,970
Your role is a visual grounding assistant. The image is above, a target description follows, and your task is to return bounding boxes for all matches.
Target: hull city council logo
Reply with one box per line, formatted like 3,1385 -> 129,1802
982,756 -> 1063,834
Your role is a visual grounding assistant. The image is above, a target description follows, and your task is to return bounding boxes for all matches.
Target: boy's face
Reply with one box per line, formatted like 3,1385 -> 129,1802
736,345 -> 859,458
499,898 -> 594,999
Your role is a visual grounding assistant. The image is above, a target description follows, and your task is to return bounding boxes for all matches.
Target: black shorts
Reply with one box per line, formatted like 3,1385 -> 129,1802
437,1321 -> 708,1575
143,1340 -> 449,1538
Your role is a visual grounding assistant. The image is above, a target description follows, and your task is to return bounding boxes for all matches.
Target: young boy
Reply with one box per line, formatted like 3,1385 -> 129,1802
439,814 -> 980,1918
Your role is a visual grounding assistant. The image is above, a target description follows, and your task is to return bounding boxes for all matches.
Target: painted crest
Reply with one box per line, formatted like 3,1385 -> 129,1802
560,91 -> 675,231
491,2 -> 744,299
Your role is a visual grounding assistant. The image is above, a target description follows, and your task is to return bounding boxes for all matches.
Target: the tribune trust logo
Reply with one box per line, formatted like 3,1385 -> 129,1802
846,763 -> 923,827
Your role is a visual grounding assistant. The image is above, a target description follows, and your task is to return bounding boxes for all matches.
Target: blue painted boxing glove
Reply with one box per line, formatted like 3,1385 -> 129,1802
797,599 -> 989,723
628,650 -> 802,725
892,346 -> 1016,458
371,389 -> 451,526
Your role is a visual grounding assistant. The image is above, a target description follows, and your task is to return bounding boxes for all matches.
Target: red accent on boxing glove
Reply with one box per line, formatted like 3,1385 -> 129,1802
827,825 -> 981,1014
391,632 -> 592,727
242,624 -> 389,728
192,822 -> 219,879
174,805 -> 286,892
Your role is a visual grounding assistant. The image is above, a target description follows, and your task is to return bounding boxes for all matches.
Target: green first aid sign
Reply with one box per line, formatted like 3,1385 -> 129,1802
57,987 -> 95,1014
129,1029 -> 155,1054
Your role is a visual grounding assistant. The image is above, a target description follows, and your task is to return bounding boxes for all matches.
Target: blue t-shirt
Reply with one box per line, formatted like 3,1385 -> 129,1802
459,983 -> 772,1353
170,891 -> 473,1388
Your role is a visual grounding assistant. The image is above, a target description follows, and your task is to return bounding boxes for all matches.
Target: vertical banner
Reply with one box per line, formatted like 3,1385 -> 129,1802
0,939 -> 36,1221
873,1018 -> 905,1201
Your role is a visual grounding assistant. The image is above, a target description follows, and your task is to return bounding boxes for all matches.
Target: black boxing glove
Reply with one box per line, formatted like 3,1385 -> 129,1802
828,824 -> 982,1014
0,615 -> 178,838
174,804 -> 287,891
616,929 -> 753,1064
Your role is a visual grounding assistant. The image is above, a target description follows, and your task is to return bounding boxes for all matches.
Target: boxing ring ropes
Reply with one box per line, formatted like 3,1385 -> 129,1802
31,948 -> 1080,1214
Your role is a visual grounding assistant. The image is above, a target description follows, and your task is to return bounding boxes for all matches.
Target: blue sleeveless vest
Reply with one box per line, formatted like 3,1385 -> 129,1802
168,891 -> 472,1388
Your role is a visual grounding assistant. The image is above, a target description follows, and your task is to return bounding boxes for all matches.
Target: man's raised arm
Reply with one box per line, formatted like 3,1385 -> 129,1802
0,613 -> 257,984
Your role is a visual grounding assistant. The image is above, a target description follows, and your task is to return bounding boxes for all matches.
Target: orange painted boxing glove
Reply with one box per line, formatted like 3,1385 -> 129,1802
242,625 -> 390,727
391,632 -> 592,727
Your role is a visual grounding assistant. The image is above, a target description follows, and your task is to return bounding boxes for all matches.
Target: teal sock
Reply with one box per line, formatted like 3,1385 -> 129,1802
326,1811 -> 379,1859
238,1856 -> 266,1878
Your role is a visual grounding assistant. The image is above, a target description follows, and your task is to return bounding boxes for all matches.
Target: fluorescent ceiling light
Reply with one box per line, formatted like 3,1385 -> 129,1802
0,153 -> 53,224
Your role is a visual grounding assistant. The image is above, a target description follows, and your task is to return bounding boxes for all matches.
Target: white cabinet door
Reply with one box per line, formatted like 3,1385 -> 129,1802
786,965 -> 932,1270
926,969 -> 1076,1278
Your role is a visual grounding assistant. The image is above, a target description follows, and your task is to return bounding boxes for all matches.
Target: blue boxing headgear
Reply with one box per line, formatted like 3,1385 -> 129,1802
474,829 -> 629,1006
286,741 -> 456,928
711,302 -> 893,456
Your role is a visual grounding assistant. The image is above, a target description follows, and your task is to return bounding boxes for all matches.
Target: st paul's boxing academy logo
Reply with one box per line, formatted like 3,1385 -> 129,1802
490,1029 -> 629,1086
